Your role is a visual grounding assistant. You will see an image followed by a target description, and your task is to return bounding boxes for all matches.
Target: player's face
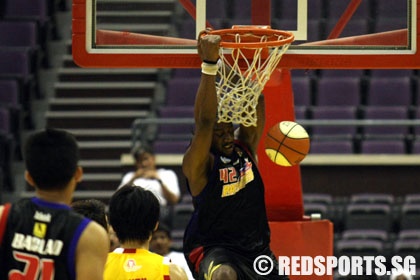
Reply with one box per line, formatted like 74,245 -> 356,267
136,152 -> 156,170
150,230 -> 171,255
212,122 -> 234,156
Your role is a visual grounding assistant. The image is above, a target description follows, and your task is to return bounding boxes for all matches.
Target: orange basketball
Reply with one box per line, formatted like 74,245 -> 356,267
265,121 -> 310,166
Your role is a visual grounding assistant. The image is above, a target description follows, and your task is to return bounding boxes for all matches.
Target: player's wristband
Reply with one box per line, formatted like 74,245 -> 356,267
201,62 -> 219,75
203,59 -> 218,65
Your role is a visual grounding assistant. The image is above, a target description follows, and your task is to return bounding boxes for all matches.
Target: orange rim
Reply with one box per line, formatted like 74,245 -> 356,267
205,27 -> 295,49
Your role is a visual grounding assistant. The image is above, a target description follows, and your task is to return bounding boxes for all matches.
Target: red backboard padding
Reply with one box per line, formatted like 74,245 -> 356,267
96,30 -> 196,45
259,69 -> 304,221
269,220 -> 334,280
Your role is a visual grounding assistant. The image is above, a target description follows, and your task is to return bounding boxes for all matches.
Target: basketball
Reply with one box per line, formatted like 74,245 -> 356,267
265,121 -> 310,166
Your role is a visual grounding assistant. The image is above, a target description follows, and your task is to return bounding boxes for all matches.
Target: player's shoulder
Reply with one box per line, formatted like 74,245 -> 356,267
79,220 -> 109,247
169,263 -> 189,280
84,219 -> 108,236
234,140 -> 255,157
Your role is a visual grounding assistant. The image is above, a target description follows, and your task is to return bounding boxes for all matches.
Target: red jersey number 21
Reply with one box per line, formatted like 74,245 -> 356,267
9,251 -> 54,280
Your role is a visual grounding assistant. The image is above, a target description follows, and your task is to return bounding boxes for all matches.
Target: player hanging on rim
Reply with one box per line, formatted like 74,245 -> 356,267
182,30 -> 289,280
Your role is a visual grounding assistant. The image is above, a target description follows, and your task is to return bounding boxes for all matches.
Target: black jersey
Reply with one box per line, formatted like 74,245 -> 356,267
0,197 -> 90,280
184,141 -> 271,257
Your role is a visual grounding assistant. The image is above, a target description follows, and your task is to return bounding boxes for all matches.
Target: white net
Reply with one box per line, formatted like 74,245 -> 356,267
215,29 -> 293,127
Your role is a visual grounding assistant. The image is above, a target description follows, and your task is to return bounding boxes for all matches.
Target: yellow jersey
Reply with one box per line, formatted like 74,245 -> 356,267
104,248 -> 171,280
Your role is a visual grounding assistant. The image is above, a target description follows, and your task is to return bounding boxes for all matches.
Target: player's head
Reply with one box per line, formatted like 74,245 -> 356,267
23,128 -> 81,190
211,121 -> 235,156
150,223 -> 172,256
72,199 -> 108,230
109,185 -> 160,244
133,145 -> 156,170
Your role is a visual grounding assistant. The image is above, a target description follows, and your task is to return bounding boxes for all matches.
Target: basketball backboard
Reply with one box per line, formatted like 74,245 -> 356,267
72,0 -> 419,69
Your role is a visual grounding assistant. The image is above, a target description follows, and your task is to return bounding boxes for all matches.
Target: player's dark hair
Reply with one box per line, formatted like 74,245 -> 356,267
155,223 -> 171,239
23,128 -> 79,190
72,199 -> 108,230
109,185 -> 160,243
133,144 -> 154,161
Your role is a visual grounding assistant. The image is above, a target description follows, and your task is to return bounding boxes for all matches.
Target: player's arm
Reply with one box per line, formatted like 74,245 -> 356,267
169,263 -> 189,280
75,221 -> 109,280
236,94 -> 266,158
182,32 -> 221,196
159,171 -> 181,204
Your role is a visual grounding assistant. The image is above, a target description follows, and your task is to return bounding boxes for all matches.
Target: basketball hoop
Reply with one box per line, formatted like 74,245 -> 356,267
206,26 -> 295,127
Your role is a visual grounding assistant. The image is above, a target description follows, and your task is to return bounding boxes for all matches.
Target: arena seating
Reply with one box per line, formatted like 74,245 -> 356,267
0,0 -> 53,191
305,192 -> 420,273
3,0 -> 53,67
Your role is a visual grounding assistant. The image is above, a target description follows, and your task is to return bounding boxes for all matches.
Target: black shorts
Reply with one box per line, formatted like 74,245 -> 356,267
195,247 -> 289,280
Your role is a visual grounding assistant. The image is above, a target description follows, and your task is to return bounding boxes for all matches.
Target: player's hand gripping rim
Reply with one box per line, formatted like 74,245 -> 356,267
197,29 -> 221,64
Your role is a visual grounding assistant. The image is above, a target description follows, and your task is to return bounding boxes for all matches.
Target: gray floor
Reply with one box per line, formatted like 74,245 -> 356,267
2,4 -> 73,203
